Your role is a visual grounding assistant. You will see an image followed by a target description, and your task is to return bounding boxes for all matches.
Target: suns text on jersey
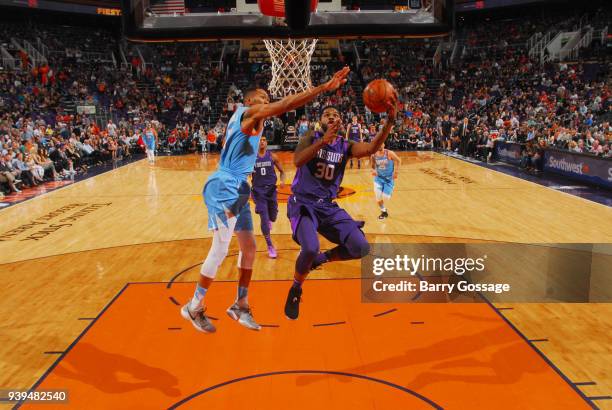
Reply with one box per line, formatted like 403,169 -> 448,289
316,149 -> 344,163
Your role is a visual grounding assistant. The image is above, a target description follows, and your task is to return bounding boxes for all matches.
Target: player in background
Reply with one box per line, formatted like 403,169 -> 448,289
285,98 -> 398,320
346,116 -> 363,168
368,124 -> 377,142
143,122 -> 158,165
362,120 -> 372,143
371,143 -> 401,219
251,135 -> 286,258
297,115 -> 310,138
182,67 -> 351,333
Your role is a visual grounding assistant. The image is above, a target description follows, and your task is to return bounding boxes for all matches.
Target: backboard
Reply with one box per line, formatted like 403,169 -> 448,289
122,0 -> 454,42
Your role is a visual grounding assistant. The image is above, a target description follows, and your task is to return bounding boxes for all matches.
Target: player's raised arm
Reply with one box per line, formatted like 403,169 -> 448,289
241,67 -> 350,135
293,118 -> 341,167
271,152 -> 287,186
293,131 -> 319,167
350,100 -> 398,158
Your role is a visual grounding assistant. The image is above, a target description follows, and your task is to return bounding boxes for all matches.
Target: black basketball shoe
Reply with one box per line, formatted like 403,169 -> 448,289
284,285 -> 303,320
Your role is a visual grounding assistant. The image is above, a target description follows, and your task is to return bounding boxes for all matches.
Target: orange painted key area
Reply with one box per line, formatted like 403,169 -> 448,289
22,280 -> 591,410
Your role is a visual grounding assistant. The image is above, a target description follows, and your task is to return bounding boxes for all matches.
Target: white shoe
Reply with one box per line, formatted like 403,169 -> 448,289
226,303 -> 261,331
181,304 -> 216,333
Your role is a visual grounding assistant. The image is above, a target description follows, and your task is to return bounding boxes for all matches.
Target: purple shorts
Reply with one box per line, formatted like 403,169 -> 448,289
287,194 -> 365,245
251,184 -> 279,222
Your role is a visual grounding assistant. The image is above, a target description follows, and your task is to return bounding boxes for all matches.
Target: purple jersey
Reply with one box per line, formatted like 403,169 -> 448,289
252,150 -> 277,187
292,132 -> 350,200
348,123 -> 361,142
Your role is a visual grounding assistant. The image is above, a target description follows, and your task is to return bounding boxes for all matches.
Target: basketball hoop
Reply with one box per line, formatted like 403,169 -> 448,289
263,38 -> 318,98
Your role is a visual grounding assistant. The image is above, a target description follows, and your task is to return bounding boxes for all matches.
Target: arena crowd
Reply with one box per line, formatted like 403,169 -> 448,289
1,9 -> 610,194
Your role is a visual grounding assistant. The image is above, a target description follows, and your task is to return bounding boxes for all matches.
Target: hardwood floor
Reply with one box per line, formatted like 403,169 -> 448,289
1,151 -> 610,408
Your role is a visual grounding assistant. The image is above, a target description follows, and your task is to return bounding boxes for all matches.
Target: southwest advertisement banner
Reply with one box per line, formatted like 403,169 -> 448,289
544,149 -> 612,189
494,141 -> 522,165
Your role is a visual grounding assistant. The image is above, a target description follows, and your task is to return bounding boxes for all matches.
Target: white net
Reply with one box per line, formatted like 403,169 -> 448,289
263,38 -> 318,98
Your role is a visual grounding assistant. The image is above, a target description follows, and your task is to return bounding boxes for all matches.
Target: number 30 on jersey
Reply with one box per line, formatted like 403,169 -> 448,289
315,163 -> 335,180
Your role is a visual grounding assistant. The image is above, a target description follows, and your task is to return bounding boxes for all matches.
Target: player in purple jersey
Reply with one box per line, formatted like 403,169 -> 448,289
345,116 -> 363,169
251,135 -> 286,259
284,99 -> 398,320
182,67 -> 350,333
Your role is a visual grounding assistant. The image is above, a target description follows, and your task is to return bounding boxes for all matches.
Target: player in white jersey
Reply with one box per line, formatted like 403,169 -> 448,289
143,123 -> 157,165
371,143 -> 401,219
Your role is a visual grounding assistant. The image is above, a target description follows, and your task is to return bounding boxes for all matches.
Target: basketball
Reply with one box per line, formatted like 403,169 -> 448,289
363,79 -> 397,113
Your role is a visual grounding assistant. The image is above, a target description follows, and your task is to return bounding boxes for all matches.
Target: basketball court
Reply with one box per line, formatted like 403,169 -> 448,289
1,0 -> 611,408
1,151 -> 611,409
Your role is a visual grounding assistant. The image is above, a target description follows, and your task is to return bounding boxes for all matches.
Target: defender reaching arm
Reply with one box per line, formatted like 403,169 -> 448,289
241,67 -> 350,136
